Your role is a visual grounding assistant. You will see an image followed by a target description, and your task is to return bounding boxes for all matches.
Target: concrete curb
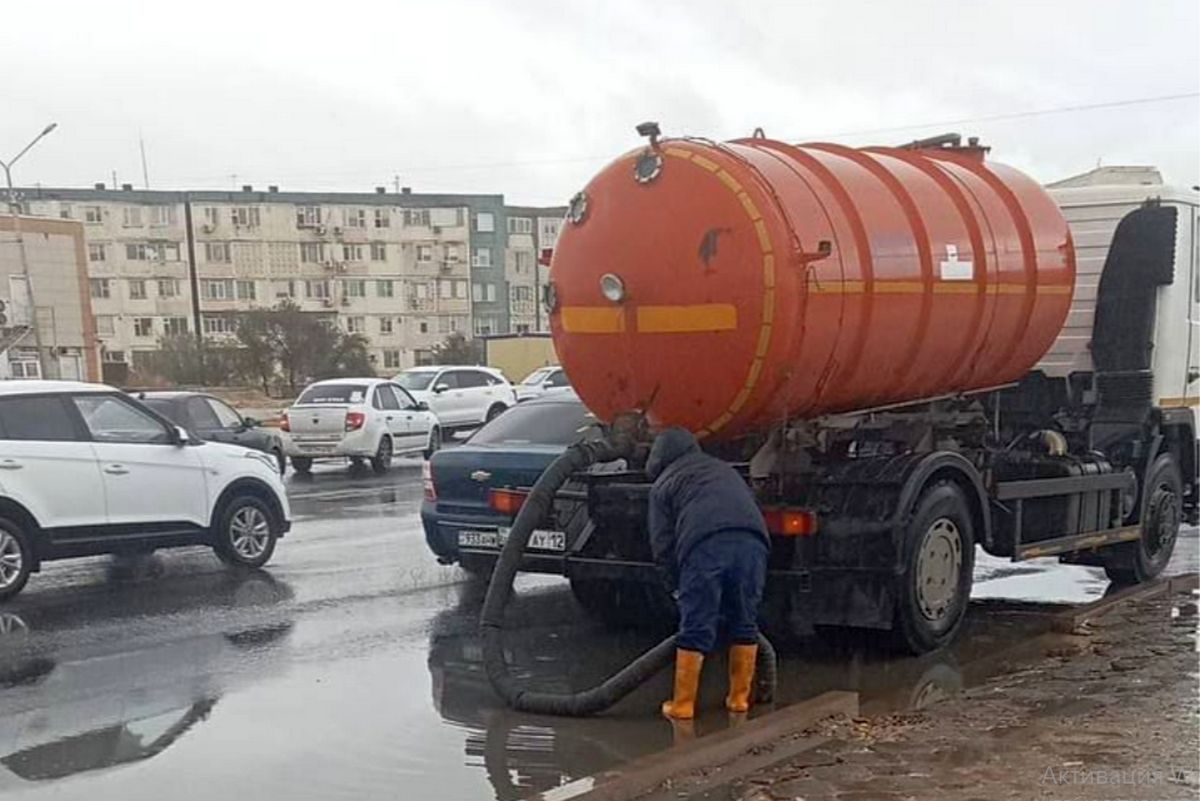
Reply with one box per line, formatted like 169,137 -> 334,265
526,691 -> 859,801
1050,571 -> 1199,633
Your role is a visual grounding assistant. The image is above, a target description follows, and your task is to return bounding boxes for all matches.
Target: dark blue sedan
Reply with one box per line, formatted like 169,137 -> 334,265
421,392 -> 599,573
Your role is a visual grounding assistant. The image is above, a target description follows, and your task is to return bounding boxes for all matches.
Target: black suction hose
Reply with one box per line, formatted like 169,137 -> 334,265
480,436 -> 777,716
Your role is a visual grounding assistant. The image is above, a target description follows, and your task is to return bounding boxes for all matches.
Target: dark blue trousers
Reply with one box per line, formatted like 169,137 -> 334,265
675,530 -> 768,654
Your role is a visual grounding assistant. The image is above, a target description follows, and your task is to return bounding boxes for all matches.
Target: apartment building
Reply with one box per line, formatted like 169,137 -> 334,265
0,214 -> 99,381
503,206 -> 563,334
17,185 -> 553,379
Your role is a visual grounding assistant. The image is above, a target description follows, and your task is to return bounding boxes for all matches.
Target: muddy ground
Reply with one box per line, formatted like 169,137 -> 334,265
728,587 -> 1199,801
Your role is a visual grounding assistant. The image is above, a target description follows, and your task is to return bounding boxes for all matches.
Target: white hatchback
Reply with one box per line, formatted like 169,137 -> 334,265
280,378 -> 440,474
0,381 -> 291,601
393,365 -> 517,429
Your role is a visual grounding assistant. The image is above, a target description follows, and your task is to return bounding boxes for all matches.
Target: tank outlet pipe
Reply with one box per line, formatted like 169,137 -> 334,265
480,435 -> 777,716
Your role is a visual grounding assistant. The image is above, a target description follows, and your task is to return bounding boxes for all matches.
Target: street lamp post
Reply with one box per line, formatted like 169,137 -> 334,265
1,122 -> 58,379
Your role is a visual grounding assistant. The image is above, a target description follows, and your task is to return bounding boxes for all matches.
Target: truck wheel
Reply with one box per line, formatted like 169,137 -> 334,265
291,457 -> 313,475
894,481 -> 975,654
371,436 -> 393,475
213,495 -> 278,569
1105,454 -> 1182,585
0,517 -> 32,602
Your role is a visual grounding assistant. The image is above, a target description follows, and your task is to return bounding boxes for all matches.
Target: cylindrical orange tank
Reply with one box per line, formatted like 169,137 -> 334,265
548,136 -> 1075,440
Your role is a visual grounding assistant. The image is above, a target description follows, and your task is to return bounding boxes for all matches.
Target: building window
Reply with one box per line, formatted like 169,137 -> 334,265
102,349 -> 127,364
514,250 -> 533,273
203,207 -> 219,226
439,280 -> 453,299
379,316 -> 394,335
90,278 -> 110,299
443,244 -> 460,263
538,218 -> 561,247
300,242 -> 324,263
158,279 -> 180,298
84,206 -> 103,224
296,205 -> 322,227
203,316 -> 235,335
150,206 -> 177,226
516,323 -> 531,334
305,280 -> 330,299
475,212 -> 494,233
472,283 -> 482,302
377,280 -> 394,298
236,280 -> 257,301
344,279 -> 366,298
273,280 -> 295,298
383,349 -> 401,369
345,316 -> 365,334
133,317 -> 154,337
122,207 -> 143,227
419,321 -> 429,334
414,283 -> 429,299
205,242 -> 231,263
455,280 -> 467,299
507,216 -> 532,234
232,206 -> 260,227
126,243 -> 148,261
344,208 -> 366,228
474,318 -> 493,336
59,204 -> 73,220
416,245 -> 433,263
342,244 -> 364,262
128,279 -> 147,300
155,242 -> 180,261
163,317 -> 189,336
88,243 -> 106,262
202,279 -> 233,300
95,315 -> 115,335
370,242 -> 387,261
374,208 -> 390,228
472,247 -> 491,267
403,209 -> 430,228
486,283 -> 497,302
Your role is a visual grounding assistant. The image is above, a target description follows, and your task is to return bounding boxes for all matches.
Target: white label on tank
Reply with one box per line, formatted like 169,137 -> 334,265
940,244 -> 973,280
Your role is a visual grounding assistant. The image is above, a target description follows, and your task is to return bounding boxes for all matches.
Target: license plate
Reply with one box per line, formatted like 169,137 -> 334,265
457,528 -> 565,552
296,445 -> 336,454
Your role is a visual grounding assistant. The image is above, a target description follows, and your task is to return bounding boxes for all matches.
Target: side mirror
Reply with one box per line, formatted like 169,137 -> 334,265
415,401 -> 430,411
542,380 -> 555,389
170,426 -> 191,446
243,416 -> 261,428
433,383 -> 450,394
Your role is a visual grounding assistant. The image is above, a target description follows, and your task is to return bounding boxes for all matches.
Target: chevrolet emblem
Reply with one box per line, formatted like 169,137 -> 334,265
470,470 -> 492,482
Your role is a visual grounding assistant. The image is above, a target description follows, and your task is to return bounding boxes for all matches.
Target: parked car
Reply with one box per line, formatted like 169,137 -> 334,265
0,381 -> 291,601
280,378 -> 440,474
514,366 -> 571,402
421,391 -> 603,574
139,391 -> 286,475
393,365 -> 516,429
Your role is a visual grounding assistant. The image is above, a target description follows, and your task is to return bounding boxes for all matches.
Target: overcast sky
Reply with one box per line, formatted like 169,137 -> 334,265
2,0 -> 1197,205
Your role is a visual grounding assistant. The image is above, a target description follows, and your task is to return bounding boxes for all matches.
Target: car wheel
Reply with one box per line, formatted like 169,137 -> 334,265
0,517 -> 33,602
291,456 -> 313,474
423,427 -> 441,460
371,436 -> 393,475
213,495 -> 278,569
892,481 -> 975,654
485,404 -> 506,423
272,448 -> 287,476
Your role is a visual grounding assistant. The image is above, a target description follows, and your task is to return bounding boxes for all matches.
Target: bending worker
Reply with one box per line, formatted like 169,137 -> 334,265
647,427 -> 770,720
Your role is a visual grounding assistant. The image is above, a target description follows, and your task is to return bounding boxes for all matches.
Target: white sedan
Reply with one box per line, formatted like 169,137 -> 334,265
281,378 -> 440,474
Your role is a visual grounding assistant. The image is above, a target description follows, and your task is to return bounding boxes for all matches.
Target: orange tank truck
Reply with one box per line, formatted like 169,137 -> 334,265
548,133 -> 1075,439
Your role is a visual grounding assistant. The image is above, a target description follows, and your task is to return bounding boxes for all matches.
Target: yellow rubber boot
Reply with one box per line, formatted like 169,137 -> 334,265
725,643 -> 758,713
661,649 -> 704,720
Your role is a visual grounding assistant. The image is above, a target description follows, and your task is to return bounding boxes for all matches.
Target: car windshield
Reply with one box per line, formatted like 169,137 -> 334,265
469,401 -> 597,446
296,384 -> 368,404
520,368 -> 553,385
395,372 -> 437,391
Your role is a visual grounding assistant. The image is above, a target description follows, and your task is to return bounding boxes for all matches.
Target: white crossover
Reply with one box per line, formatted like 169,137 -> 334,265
393,365 -> 517,428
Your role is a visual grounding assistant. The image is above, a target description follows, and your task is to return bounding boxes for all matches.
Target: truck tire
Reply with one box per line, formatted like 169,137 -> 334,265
893,481 -> 975,654
1105,454 -> 1182,585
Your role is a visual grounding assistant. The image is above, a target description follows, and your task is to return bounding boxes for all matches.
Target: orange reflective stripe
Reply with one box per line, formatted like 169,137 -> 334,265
559,306 -> 625,333
636,304 -> 738,333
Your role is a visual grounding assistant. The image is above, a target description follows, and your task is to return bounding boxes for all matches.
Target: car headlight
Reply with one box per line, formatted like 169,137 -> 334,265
244,450 -> 277,472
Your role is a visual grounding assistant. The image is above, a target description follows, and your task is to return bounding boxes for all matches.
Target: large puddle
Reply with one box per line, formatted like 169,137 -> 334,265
0,528 -> 1194,801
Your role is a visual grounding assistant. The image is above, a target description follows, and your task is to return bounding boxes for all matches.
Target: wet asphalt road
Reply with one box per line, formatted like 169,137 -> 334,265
0,460 -> 1195,800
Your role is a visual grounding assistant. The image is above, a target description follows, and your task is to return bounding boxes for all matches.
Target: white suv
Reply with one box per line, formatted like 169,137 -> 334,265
280,378 -> 440,474
393,366 -> 516,428
0,381 -> 291,601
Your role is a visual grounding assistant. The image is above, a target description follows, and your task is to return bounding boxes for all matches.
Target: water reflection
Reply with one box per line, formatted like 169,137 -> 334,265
0,570 -> 294,790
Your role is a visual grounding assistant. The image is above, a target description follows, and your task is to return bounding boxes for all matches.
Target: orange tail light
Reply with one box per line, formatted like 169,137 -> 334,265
489,488 -> 527,517
762,507 -> 818,537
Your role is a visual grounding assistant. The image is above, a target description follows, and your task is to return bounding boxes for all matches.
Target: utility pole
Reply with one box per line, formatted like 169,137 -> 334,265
139,133 -> 150,189
1,122 -> 59,379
